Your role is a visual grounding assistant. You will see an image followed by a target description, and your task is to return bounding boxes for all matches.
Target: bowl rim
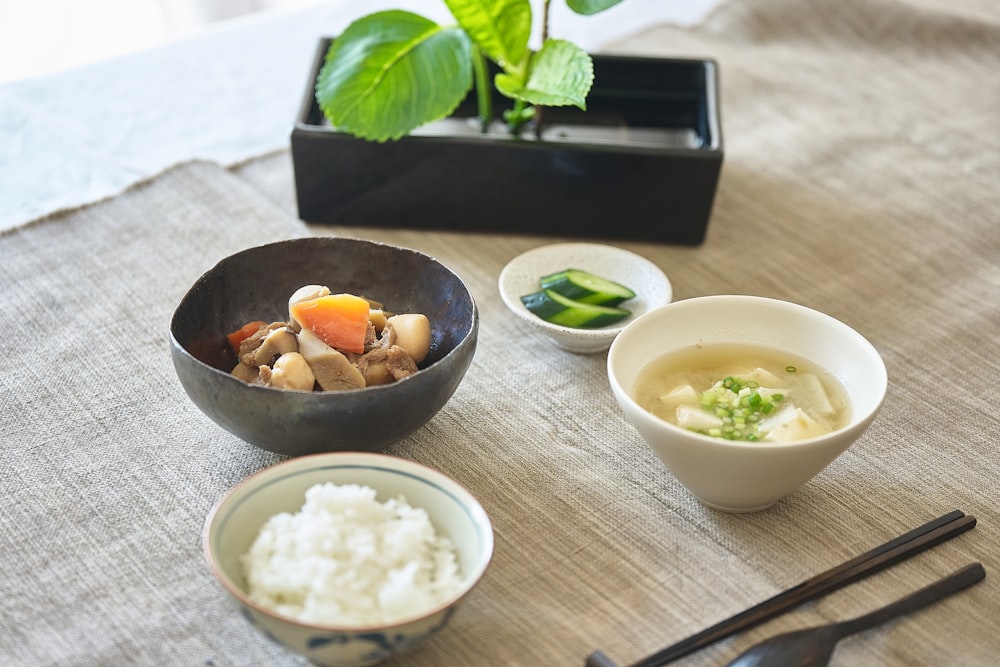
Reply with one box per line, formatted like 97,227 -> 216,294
498,241 -> 672,340
202,451 -> 495,631
170,235 -> 479,395
607,294 -> 889,451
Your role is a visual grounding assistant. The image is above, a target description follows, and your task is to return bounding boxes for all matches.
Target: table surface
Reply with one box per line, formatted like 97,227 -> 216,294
2,1 -> 999,666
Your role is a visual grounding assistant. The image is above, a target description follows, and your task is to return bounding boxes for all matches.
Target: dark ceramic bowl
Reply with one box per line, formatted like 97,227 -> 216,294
170,237 -> 478,457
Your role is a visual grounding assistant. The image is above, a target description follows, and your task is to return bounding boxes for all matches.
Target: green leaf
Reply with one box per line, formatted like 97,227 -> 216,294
316,10 -> 472,142
495,39 -> 593,109
443,0 -> 531,69
566,0 -> 625,15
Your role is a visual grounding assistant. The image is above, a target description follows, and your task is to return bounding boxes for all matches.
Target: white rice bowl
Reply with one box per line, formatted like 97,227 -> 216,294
241,482 -> 463,626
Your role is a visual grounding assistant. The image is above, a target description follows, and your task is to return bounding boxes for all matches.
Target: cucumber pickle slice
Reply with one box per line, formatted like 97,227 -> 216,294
539,269 -> 636,306
520,289 -> 631,328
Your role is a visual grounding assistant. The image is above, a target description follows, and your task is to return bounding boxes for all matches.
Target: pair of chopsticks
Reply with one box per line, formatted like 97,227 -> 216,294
586,509 -> 976,667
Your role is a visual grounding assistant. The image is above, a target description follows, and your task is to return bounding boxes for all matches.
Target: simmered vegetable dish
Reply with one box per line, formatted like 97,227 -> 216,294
228,285 -> 431,392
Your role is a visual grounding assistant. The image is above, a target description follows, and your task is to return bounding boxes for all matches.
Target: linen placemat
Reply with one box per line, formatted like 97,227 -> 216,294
2,0 -> 998,665
0,162 -> 311,665
233,0 -> 1000,664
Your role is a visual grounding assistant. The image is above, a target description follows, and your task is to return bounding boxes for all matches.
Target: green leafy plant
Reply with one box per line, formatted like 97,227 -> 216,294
315,0 -> 625,142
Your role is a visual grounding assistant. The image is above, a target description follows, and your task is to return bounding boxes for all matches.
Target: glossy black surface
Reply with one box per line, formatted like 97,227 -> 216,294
291,39 -> 723,245
169,237 -> 478,456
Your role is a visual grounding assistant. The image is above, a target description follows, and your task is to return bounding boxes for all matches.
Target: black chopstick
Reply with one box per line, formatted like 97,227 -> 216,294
586,509 -> 976,667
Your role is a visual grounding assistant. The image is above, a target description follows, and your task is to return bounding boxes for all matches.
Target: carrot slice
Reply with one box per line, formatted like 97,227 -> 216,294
290,293 -> 370,354
227,320 -> 267,354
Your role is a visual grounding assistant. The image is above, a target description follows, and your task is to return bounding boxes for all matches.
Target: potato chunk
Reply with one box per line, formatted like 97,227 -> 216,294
384,314 -> 431,364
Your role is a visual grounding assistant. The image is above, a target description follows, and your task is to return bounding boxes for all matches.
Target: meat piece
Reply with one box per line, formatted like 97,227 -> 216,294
363,319 -> 377,350
231,361 -> 263,384
356,320 -> 424,384
358,346 -> 393,386
386,344 -> 419,381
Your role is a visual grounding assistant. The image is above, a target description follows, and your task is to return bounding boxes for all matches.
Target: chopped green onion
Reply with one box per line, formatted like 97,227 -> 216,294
689,375 -> 787,442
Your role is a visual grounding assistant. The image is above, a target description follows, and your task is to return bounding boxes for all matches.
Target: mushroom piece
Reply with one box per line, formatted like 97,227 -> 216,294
263,352 -> 316,391
296,327 -> 366,391
383,314 -> 431,364
288,284 -> 331,332
253,327 -> 299,367
238,321 -> 285,365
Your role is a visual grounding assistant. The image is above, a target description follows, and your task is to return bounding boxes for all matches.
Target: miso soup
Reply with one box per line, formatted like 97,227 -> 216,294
634,343 -> 850,442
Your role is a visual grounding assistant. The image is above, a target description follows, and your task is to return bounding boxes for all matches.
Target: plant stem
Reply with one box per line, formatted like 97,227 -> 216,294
507,99 -> 529,136
534,0 -> 553,140
471,46 -> 492,134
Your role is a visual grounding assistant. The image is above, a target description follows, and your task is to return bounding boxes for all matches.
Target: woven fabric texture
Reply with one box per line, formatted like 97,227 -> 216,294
1,0 -> 998,665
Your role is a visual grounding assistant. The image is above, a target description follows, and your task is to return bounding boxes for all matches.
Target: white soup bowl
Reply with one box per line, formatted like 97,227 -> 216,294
607,295 -> 887,512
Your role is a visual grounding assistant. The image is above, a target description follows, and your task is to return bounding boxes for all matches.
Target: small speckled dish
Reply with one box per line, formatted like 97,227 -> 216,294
498,243 -> 672,354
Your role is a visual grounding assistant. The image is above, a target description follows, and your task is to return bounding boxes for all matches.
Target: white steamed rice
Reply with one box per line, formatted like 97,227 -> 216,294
240,482 -> 463,626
